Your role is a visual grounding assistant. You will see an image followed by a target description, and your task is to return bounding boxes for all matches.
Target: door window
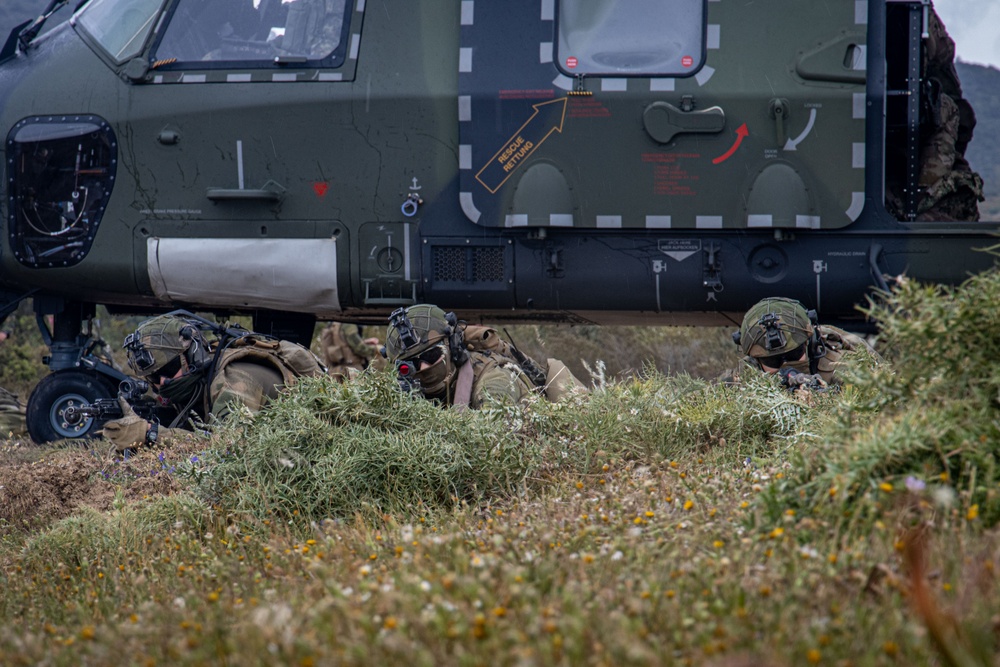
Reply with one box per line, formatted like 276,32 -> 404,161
557,0 -> 705,76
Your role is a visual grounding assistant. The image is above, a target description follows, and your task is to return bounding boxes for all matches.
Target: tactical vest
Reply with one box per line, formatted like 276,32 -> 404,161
217,337 -> 325,384
208,336 -> 325,407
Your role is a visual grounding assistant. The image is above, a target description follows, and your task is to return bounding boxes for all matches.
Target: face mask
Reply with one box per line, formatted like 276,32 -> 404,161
414,353 -> 455,396
154,370 -> 205,406
779,357 -> 811,374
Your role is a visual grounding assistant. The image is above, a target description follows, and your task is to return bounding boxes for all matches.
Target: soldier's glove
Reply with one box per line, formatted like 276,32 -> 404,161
778,368 -> 828,391
101,396 -> 152,452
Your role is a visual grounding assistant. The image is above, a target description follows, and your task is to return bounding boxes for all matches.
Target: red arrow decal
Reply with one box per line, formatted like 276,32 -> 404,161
712,123 -> 749,165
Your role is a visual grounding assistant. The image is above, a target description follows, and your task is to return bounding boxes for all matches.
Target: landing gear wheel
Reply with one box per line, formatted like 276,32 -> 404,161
26,371 -> 117,444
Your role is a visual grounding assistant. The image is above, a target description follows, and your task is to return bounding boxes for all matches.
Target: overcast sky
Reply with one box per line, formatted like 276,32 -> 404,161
933,0 -> 1000,68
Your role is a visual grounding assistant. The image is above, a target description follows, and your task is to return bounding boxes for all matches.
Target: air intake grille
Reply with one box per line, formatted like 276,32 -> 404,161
433,246 -> 505,283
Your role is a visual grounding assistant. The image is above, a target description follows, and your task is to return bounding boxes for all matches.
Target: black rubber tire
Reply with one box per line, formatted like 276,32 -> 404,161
26,371 -> 117,444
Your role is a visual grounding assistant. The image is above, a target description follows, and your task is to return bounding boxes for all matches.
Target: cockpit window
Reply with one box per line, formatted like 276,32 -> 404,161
154,0 -> 350,67
557,0 -> 705,76
6,116 -> 118,269
75,0 -> 165,63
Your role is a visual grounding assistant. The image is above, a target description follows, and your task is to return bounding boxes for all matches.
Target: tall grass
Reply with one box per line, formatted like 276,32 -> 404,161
185,368 -> 830,530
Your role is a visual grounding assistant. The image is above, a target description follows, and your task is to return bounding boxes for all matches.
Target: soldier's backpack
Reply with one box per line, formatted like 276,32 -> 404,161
461,326 -> 545,383
215,336 -> 326,387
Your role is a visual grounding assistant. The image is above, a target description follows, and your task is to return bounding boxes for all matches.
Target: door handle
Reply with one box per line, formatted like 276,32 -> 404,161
642,102 -> 726,144
769,98 -> 790,146
207,179 -> 286,202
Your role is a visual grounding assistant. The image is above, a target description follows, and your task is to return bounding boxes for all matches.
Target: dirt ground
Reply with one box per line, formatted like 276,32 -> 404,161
0,435 -> 205,537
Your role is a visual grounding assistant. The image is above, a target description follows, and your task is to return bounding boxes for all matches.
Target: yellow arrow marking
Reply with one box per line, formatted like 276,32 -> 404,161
475,98 -> 568,194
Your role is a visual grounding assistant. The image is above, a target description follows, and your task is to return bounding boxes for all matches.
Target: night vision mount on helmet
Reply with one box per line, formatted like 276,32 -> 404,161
733,297 -> 815,356
733,297 -> 832,373
124,314 -> 213,379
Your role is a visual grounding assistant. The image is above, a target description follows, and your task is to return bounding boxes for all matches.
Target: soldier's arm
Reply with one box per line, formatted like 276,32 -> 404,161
344,326 -> 380,358
473,365 -> 531,408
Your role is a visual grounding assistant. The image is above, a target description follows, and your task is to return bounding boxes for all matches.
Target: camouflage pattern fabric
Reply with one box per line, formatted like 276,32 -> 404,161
209,359 -> 285,423
886,7 -> 984,222
450,351 -> 535,409
207,340 -> 324,421
0,387 -> 27,438
319,322 -> 380,380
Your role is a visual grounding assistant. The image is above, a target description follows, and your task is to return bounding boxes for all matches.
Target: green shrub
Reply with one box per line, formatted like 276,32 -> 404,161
783,264 -> 1000,526
195,367 -> 826,528
197,373 -> 546,525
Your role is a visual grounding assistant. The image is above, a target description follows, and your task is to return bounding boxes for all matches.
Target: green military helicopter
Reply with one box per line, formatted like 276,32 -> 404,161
0,0 -> 994,441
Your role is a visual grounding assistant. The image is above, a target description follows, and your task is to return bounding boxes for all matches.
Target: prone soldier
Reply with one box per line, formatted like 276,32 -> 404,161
317,321 -> 385,381
101,311 -> 324,451
383,304 -> 584,410
727,297 -> 879,390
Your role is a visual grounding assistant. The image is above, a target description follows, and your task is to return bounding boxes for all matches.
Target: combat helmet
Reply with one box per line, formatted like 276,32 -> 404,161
735,297 -> 815,367
384,304 -> 454,361
123,313 -> 212,379
385,304 -> 472,397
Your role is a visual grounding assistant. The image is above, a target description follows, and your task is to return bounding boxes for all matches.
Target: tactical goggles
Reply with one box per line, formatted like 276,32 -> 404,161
396,345 -> 446,381
402,344 -> 446,367
757,343 -> 806,369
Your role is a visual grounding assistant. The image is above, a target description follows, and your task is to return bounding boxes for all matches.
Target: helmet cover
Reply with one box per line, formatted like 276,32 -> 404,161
739,297 -> 814,358
124,314 -> 208,378
384,304 -> 451,361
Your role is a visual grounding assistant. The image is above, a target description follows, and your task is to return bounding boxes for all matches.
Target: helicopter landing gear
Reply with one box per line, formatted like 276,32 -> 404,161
26,370 -> 118,443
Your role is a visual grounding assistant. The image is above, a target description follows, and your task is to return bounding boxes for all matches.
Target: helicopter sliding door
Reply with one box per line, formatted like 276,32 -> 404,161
458,0 -> 867,231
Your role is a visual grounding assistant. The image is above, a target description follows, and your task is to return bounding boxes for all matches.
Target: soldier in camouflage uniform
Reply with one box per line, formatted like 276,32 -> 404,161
885,7 -> 984,221
318,322 -> 384,381
103,313 -> 324,451
384,304 -> 584,410
0,331 -> 27,438
915,8 -> 984,221
727,297 -> 878,389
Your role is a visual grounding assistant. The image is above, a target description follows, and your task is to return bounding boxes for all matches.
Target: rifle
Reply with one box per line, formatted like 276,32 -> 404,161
777,367 -> 828,392
501,328 -> 547,388
63,378 -> 160,426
